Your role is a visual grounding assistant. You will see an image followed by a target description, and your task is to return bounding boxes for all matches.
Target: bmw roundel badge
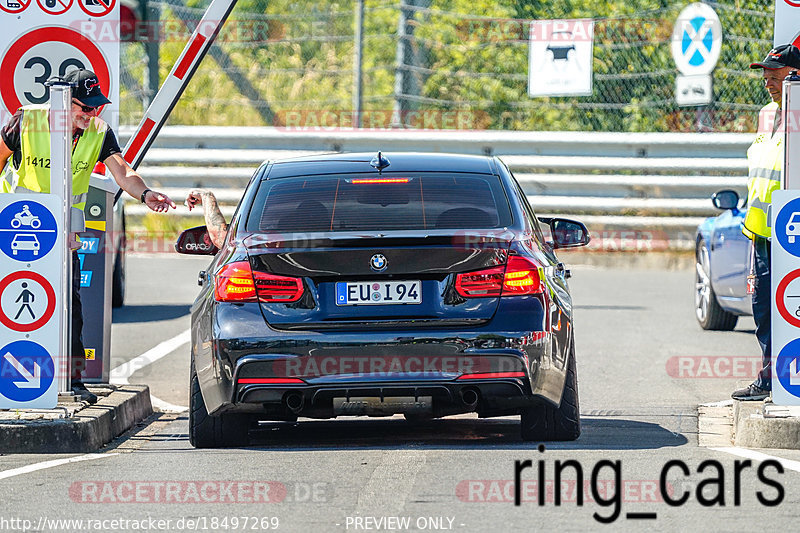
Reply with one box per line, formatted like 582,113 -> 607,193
370,253 -> 387,272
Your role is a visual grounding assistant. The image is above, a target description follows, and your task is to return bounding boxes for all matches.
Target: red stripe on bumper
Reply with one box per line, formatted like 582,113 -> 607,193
238,378 -> 305,384
456,372 -> 526,380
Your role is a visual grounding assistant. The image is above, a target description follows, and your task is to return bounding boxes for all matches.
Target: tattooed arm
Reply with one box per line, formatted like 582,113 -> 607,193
185,189 -> 229,248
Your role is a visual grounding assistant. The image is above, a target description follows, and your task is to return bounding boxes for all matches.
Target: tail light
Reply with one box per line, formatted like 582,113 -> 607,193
215,261 -> 304,302
455,256 -> 544,298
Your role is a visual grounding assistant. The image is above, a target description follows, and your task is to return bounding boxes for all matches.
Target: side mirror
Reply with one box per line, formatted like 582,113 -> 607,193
548,218 -> 590,249
175,225 -> 219,255
712,190 -> 739,211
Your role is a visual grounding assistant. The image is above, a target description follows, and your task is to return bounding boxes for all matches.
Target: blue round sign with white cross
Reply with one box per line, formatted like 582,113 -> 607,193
0,340 -> 55,403
0,200 -> 58,262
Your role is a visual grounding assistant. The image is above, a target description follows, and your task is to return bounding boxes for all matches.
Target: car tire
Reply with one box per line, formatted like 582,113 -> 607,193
520,340 -> 580,442
695,239 -> 738,331
189,371 -> 251,448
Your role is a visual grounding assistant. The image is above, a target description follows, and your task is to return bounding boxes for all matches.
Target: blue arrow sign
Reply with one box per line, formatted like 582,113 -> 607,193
776,339 -> 800,399
0,200 -> 57,262
0,340 -> 55,403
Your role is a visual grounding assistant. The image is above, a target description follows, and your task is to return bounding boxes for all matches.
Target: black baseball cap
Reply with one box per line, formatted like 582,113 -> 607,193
64,68 -> 111,107
750,44 -> 800,70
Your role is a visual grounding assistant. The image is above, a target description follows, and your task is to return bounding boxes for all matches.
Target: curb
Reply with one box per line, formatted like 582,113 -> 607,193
698,399 -> 800,450
733,401 -> 800,449
0,385 -> 153,454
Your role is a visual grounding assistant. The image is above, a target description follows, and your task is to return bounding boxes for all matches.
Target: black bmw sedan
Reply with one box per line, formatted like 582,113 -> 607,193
176,152 -> 589,447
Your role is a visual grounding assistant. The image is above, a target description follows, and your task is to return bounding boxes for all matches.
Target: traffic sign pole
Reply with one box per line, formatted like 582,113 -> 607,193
771,72 -> 800,405
47,80 -> 72,395
784,71 -> 800,189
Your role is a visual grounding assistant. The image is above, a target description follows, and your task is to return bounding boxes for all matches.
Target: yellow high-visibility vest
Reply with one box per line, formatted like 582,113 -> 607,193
2,105 -> 107,210
744,102 -> 783,239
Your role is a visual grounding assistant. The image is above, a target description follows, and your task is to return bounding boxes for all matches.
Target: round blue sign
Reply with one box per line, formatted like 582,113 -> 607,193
776,339 -> 800,399
0,200 -> 58,262
0,340 -> 55,402
682,17 -> 714,67
775,198 -> 800,257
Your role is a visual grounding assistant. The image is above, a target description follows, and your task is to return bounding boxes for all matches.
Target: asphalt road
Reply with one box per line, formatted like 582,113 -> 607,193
3,254 -> 800,532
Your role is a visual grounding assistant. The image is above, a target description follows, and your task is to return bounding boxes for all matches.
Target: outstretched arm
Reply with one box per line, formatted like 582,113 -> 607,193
105,153 -> 176,212
185,189 -> 228,248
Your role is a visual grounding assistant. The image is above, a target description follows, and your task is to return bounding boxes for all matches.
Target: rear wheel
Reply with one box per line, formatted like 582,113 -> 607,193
695,238 -> 737,331
189,372 -> 251,448
520,341 -> 580,442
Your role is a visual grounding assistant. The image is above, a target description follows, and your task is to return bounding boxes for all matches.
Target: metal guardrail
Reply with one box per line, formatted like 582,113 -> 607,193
119,128 -> 753,249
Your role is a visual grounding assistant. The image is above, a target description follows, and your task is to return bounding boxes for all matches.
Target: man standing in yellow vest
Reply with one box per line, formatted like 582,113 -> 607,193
732,45 -> 800,400
0,69 -> 175,403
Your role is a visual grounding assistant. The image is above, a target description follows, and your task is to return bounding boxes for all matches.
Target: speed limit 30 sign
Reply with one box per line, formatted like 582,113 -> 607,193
0,0 -> 119,131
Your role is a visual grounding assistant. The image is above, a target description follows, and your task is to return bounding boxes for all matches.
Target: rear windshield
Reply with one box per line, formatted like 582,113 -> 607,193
246,174 -> 512,232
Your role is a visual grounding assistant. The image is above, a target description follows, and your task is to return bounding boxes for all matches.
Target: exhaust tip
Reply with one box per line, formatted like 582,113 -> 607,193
460,387 -> 479,410
284,392 -> 304,414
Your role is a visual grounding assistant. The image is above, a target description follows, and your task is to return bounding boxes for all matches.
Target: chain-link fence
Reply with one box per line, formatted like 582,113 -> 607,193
119,0 -> 775,132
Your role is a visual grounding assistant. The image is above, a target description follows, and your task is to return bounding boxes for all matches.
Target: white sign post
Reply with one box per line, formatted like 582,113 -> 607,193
528,19 -> 594,98
49,81 -> 72,397
771,75 -> 800,406
774,0 -> 800,48
671,3 -> 722,107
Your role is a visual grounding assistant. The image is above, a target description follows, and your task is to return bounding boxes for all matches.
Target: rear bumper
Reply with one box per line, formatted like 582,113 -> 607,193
199,331 -> 560,416
232,378 -> 532,418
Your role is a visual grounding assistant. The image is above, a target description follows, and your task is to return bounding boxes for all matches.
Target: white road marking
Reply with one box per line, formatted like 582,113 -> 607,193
356,451 -> 427,515
711,447 -> 800,473
110,329 -> 190,412
0,453 -> 117,481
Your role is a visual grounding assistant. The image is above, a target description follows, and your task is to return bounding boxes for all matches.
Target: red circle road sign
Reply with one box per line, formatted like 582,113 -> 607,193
785,1 -> 800,7
36,0 -> 73,16
0,0 -> 31,14
78,0 -> 115,17
776,269 -> 800,328
0,271 -> 56,332
0,27 -> 110,115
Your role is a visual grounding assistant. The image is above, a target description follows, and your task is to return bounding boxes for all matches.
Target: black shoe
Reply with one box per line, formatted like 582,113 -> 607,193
71,381 -> 98,404
731,383 -> 770,401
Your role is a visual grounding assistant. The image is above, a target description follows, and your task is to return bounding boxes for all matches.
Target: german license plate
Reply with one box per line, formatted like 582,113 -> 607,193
336,280 -> 421,305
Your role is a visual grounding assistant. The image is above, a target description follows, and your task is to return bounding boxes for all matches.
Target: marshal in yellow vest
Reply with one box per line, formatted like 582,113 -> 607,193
2,105 -> 107,210
743,102 -> 783,239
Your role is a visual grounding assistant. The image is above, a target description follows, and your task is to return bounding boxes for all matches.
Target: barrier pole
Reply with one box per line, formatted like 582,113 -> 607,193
46,80 -> 73,395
